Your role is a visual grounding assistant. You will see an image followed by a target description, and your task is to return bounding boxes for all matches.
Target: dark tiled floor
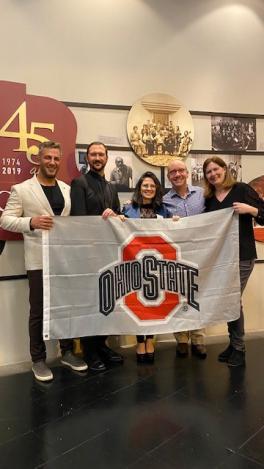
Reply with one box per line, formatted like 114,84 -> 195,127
1,340 -> 264,469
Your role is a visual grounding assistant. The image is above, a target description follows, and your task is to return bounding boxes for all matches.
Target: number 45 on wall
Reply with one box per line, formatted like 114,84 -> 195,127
0,101 -> 54,164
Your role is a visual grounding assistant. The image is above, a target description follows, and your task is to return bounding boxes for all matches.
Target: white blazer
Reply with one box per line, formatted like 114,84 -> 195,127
0,175 -> 71,270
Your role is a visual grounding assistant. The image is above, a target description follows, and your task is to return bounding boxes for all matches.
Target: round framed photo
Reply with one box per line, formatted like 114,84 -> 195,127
127,92 -> 194,167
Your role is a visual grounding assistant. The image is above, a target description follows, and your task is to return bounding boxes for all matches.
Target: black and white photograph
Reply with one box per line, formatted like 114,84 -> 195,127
75,149 -> 135,191
211,116 -> 256,151
191,154 -> 242,187
105,151 -> 134,191
108,154 -> 133,191
76,150 -> 88,174
127,93 -> 194,166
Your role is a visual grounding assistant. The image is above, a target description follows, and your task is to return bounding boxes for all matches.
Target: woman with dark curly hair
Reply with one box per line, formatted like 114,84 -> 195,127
122,171 -> 170,363
203,156 -> 264,367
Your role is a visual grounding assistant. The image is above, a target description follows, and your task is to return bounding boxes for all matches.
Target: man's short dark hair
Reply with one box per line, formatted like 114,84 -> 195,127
86,141 -> 108,157
38,141 -> 61,156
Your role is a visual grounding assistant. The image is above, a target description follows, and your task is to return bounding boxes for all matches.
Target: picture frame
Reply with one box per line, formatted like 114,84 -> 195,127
75,149 -> 162,192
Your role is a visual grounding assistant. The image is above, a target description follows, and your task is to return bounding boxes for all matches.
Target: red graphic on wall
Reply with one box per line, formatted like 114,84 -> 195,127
249,175 -> 264,244
0,80 -> 78,241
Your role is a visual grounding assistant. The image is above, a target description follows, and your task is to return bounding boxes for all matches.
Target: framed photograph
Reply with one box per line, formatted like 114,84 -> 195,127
211,116 -> 256,152
75,150 -> 87,174
191,154 -> 242,187
75,149 -> 161,191
127,92 -> 194,166
105,151 -> 134,191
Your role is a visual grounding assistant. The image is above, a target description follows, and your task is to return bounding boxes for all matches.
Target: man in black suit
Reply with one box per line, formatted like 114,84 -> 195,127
70,141 -> 123,372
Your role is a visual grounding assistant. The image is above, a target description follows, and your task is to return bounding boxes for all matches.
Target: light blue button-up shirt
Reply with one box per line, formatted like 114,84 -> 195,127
163,184 -> 205,218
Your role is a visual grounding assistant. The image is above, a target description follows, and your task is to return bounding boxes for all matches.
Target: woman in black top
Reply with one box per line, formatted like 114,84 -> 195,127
203,156 -> 264,367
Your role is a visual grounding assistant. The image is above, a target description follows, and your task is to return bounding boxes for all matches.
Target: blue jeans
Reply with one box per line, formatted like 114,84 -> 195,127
228,259 -> 255,352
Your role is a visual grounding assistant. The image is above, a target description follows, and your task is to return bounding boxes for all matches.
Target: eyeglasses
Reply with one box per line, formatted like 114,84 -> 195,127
168,168 -> 186,176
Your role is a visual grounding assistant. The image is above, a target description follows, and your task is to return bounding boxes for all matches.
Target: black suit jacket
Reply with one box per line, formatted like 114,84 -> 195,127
70,171 -> 120,216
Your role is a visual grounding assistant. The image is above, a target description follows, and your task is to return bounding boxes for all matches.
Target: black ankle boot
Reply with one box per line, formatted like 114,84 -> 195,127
218,344 -> 233,362
227,349 -> 245,367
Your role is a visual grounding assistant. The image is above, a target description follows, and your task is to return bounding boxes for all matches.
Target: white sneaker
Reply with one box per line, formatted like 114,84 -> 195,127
32,360 -> 53,382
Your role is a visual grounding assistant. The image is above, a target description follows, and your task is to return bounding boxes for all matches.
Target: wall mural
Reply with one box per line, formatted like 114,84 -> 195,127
0,80 -> 78,241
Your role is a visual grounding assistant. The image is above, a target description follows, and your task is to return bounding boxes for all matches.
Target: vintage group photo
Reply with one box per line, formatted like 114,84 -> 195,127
127,93 -> 194,166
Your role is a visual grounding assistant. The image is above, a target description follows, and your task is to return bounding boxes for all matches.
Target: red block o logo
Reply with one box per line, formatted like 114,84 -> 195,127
122,235 -> 179,321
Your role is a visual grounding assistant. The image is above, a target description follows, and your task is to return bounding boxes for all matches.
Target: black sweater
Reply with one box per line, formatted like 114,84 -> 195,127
205,182 -> 264,260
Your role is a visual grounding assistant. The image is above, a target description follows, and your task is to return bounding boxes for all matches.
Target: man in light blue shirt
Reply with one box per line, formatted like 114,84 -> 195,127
163,163 -> 204,217
163,159 -> 207,359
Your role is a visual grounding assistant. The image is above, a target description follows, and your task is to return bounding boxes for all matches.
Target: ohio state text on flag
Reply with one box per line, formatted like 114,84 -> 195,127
42,208 -> 240,339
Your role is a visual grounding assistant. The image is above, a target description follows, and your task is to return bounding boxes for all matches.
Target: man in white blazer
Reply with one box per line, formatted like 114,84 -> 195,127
0,141 -> 88,381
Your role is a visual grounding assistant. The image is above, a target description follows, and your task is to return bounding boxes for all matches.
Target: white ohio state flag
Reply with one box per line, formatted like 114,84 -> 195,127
42,208 -> 240,339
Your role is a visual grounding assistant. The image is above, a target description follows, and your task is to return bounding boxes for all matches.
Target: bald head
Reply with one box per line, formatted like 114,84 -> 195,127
167,159 -> 187,174
167,159 -> 189,193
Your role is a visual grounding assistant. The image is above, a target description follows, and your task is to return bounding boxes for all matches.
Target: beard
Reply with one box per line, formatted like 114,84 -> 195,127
89,161 -> 106,173
39,166 -> 58,180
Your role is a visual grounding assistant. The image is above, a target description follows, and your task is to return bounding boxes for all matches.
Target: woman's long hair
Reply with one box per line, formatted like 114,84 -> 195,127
203,156 -> 236,198
132,171 -> 164,209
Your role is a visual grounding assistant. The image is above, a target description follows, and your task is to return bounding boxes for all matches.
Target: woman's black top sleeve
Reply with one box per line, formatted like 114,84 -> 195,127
205,182 -> 264,261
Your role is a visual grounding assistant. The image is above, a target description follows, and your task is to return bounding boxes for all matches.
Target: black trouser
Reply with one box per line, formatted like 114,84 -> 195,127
81,336 -> 108,360
228,260 -> 255,352
27,270 -> 73,362
137,335 -> 153,343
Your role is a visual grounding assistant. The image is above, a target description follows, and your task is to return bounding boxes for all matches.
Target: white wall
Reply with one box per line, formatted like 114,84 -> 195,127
1,0 -> 264,365
1,0 -> 264,112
